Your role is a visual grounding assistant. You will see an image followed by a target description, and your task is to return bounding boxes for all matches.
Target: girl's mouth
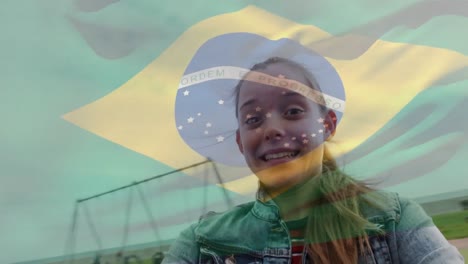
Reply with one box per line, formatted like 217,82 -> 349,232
262,150 -> 300,162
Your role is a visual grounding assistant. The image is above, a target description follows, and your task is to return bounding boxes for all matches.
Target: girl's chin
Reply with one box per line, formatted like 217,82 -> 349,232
257,175 -> 305,196
256,166 -> 304,185
254,162 -> 322,191
253,161 -> 296,179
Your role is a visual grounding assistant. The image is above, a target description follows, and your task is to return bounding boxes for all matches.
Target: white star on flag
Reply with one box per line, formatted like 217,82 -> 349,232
311,133 -> 316,137
206,122 -> 212,127
187,117 -> 194,123
216,136 -> 224,142
197,113 -> 202,116
303,139 -> 309,144
256,106 -> 262,112
218,99 -> 224,105
284,143 -> 290,147
317,118 -> 324,123
319,129 -> 323,133
302,133 -> 307,138
183,90 -> 190,96
204,130 -> 209,135
178,125 -> 183,130
266,112 -> 272,118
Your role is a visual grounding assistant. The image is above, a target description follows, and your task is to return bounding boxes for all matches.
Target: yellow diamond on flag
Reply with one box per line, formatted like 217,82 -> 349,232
62,5 -> 467,195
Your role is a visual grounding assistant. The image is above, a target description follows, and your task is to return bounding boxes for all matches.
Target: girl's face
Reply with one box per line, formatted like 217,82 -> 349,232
236,63 -> 333,195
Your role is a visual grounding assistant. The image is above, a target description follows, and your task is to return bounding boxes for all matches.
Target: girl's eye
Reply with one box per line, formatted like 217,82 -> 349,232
285,108 -> 304,116
245,116 -> 261,125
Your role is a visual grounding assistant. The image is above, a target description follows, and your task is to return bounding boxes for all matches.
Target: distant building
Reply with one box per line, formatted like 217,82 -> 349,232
414,189 -> 468,216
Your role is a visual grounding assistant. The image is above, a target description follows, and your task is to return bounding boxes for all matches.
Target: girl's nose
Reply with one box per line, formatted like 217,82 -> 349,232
263,117 -> 286,141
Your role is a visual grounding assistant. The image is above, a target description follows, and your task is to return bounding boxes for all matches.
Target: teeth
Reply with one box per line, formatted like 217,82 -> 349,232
265,152 -> 296,161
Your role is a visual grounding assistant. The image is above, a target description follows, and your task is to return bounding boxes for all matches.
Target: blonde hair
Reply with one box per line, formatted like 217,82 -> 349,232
305,148 -> 382,263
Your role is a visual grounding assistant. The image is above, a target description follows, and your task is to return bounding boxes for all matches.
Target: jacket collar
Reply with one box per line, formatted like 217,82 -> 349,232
252,187 -> 281,221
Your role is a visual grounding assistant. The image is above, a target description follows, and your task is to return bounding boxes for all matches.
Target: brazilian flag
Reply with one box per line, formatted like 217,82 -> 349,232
3,0 -> 467,263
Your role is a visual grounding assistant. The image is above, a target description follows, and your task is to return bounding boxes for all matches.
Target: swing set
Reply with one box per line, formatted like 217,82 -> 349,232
64,159 -> 233,264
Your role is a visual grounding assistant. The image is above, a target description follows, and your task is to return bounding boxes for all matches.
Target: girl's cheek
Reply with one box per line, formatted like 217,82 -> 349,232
240,129 -> 253,141
246,133 -> 260,146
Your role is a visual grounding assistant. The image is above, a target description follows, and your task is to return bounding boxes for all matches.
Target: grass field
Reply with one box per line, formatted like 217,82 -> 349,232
432,210 -> 468,240
432,210 -> 468,262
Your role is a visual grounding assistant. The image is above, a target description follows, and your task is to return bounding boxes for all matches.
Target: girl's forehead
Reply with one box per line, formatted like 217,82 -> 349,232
238,80 -> 320,111
256,63 -> 308,84
239,63 -> 311,99
239,81 -> 290,96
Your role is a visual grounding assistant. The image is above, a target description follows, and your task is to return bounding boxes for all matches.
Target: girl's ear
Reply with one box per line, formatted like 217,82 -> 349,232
236,129 -> 244,154
324,110 -> 337,141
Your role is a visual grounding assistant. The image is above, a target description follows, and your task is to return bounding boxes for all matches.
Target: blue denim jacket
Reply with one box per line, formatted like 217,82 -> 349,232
162,192 -> 464,263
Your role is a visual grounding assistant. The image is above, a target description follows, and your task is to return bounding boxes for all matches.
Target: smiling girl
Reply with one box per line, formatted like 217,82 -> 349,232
163,34 -> 463,264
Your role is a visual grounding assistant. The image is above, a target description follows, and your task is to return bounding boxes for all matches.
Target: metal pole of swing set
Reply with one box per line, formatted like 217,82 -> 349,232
65,200 -> 79,264
63,159 -> 240,262
76,159 -> 212,203
64,159 -> 212,262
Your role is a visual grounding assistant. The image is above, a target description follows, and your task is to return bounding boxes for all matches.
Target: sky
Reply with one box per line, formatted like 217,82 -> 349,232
2,0 -> 468,263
